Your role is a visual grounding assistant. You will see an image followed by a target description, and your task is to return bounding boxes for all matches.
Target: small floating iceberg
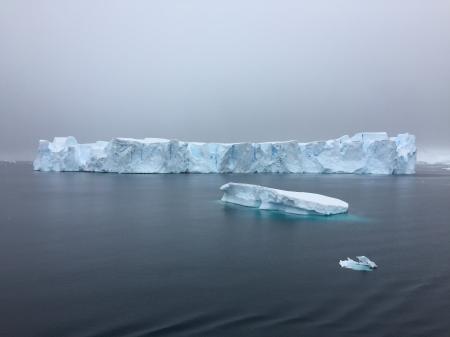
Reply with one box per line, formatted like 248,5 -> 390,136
220,182 -> 348,215
339,256 -> 378,271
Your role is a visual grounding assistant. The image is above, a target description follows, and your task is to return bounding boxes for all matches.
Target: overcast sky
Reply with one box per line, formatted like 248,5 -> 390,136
1,0 -> 449,160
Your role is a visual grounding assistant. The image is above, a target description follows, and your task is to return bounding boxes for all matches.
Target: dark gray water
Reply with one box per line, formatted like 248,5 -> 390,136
1,162 -> 449,337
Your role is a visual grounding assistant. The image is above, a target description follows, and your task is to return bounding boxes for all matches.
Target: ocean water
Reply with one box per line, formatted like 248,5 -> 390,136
0,162 -> 449,337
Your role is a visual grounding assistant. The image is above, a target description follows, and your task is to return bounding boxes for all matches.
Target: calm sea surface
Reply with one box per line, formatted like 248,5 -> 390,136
1,162 -> 449,337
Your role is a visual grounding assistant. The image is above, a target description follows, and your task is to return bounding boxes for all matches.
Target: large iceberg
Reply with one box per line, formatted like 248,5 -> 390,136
33,132 -> 416,174
220,182 -> 348,215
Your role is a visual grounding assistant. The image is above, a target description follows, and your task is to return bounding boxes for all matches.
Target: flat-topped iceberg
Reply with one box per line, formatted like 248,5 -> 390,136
33,132 -> 416,174
339,256 -> 378,271
220,182 -> 348,215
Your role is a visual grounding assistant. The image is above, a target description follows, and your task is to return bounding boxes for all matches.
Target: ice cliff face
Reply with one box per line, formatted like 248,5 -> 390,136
33,132 -> 416,174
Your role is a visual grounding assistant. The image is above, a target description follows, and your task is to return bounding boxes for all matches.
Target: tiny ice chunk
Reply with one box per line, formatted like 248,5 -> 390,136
339,256 -> 377,271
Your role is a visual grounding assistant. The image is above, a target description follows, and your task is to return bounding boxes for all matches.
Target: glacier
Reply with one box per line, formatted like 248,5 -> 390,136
339,256 -> 378,271
33,132 -> 416,174
220,182 -> 348,215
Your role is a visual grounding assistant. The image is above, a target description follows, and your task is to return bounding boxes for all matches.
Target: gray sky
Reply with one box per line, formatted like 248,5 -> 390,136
1,0 -> 449,160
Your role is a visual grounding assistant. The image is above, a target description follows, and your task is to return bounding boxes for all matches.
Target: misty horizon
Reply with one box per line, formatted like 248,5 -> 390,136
1,0 -> 449,160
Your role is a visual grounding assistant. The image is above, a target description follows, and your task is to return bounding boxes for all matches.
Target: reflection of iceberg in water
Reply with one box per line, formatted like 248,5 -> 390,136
339,256 -> 378,271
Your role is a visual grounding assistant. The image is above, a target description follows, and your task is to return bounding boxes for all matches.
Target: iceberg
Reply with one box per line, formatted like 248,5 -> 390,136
33,132 -> 416,174
339,256 -> 378,271
220,182 -> 348,215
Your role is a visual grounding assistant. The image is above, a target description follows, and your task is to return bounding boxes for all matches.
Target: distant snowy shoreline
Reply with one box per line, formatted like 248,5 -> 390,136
417,149 -> 450,165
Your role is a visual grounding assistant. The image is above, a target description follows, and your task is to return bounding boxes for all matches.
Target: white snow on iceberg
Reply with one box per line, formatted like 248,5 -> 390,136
33,132 -> 416,174
220,182 -> 348,215
339,256 -> 378,271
